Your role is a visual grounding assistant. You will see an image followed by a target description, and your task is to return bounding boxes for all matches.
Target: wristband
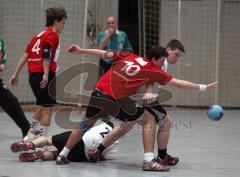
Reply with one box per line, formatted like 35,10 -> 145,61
199,84 -> 207,92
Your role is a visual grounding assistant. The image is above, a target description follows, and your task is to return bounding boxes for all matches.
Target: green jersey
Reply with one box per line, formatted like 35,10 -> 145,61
0,37 -> 6,65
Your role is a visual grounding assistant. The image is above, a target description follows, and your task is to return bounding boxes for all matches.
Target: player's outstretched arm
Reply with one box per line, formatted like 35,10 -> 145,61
167,78 -> 217,91
68,45 -> 115,59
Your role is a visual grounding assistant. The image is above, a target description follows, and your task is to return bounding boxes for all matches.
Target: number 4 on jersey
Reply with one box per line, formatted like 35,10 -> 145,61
31,39 -> 41,54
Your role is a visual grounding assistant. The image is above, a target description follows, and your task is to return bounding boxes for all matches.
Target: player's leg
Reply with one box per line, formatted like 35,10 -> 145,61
26,72 -> 56,141
88,121 -> 135,162
17,132 -> 56,162
157,114 -> 179,166
101,121 -> 134,148
38,106 -> 53,136
136,110 -> 169,171
0,79 -> 30,137
11,136 -> 51,152
146,102 -> 179,166
19,149 -> 56,162
56,119 -> 97,165
17,135 -> 56,162
32,136 -> 53,147
28,108 -> 42,133
36,72 -> 56,137
90,97 -> 168,171
56,89 -> 116,165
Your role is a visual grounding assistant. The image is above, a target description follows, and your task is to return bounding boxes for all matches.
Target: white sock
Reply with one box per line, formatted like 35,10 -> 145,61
144,152 -> 154,162
59,147 -> 70,157
31,120 -> 39,132
39,125 -> 49,137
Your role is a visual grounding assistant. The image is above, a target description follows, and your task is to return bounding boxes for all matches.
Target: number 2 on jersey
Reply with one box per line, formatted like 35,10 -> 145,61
100,127 -> 110,138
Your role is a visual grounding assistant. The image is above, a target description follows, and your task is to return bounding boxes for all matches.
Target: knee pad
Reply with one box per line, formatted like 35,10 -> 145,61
78,120 -> 91,133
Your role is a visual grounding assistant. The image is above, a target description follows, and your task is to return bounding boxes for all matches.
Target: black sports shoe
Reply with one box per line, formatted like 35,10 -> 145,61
56,155 -> 70,165
157,154 -> 179,166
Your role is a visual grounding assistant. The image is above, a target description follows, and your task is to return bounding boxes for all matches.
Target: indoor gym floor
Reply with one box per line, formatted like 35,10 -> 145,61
0,109 -> 240,177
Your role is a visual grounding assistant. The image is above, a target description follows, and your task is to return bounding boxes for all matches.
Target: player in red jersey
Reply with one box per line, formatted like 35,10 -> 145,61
56,45 -> 217,171
96,40 -> 187,167
9,7 -> 67,141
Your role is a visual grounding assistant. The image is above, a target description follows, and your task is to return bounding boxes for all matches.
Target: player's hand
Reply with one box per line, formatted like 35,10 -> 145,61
206,81 -> 218,89
68,45 -> 81,54
40,73 -> 48,89
107,28 -> 115,36
142,92 -> 158,104
9,75 -> 18,87
0,64 -> 5,72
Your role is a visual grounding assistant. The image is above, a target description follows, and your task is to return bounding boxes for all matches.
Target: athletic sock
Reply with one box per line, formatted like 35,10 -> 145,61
59,147 -> 70,158
30,120 -> 39,132
41,126 -> 49,137
158,149 -> 167,159
144,152 -> 154,162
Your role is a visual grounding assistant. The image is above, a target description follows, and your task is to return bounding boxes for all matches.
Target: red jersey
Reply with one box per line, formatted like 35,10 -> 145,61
96,53 -> 173,99
25,28 -> 60,74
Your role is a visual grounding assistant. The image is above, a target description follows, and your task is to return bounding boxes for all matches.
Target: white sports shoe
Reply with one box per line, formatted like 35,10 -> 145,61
23,129 -> 42,142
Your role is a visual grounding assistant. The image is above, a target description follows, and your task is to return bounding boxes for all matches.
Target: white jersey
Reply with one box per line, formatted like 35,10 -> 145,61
158,59 -> 168,88
82,122 -> 118,160
162,59 -> 168,72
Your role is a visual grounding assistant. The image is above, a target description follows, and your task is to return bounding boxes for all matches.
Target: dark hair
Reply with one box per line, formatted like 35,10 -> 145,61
166,39 -> 185,52
46,7 -> 67,27
146,46 -> 169,60
105,121 -> 114,129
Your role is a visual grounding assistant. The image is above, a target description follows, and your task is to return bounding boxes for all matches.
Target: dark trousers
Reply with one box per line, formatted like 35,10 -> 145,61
0,79 -> 30,136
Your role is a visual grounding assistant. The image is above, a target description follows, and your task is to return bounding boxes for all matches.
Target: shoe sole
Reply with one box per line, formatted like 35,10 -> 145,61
56,156 -> 70,165
56,160 -> 70,165
142,167 -> 170,172
19,151 -> 42,162
11,143 -> 30,153
162,158 -> 179,166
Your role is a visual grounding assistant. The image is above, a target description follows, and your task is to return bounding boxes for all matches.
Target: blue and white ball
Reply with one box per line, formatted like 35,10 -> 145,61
207,105 -> 224,121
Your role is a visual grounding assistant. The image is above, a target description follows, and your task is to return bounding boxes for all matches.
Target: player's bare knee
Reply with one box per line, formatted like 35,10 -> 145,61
137,110 -> 155,125
159,114 -> 173,130
78,119 -> 96,132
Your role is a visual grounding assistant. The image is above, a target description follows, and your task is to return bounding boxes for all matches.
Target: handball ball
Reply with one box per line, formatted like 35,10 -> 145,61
207,105 -> 224,121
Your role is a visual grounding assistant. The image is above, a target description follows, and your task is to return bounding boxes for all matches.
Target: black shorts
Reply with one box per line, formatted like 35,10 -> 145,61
145,101 -> 167,123
52,131 -> 88,162
85,89 -> 145,122
29,72 -> 56,106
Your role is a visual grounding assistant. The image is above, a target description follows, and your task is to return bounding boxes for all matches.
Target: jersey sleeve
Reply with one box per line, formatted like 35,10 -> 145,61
44,33 -> 59,49
112,51 -> 133,61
